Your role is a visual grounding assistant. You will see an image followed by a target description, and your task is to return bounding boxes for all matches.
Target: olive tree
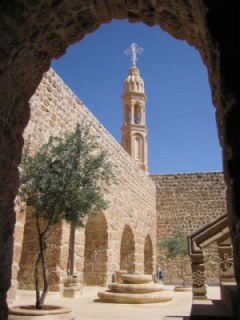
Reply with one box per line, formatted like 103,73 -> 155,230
159,225 -> 188,286
20,122 -> 117,309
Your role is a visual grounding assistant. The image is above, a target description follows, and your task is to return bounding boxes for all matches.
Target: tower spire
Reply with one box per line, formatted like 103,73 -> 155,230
124,43 -> 143,66
121,43 -> 148,173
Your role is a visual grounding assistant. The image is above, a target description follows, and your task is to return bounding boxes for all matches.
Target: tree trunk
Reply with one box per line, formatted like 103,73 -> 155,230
35,217 -> 52,309
68,222 -> 75,275
181,255 -> 185,286
35,251 -> 41,309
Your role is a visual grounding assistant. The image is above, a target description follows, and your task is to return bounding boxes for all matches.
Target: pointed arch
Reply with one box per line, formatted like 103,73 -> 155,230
120,225 -> 135,273
83,211 -> 108,286
144,234 -> 153,275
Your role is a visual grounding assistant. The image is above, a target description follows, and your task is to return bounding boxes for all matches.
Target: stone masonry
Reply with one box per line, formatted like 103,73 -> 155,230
14,69 -> 156,295
151,172 -> 227,283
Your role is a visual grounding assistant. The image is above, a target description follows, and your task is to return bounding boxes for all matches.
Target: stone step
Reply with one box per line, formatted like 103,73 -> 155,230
108,282 -> 164,293
97,290 -> 173,303
98,273 -> 173,304
121,273 -> 153,284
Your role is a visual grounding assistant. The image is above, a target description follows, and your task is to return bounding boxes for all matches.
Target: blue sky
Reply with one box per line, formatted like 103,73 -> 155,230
51,19 -> 222,174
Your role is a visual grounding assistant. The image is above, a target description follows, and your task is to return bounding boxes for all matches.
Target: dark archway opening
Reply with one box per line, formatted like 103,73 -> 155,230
83,211 -> 108,286
120,225 -> 135,273
144,234 -> 153,275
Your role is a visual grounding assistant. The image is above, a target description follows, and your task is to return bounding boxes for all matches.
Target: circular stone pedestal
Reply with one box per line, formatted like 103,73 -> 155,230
8,305 -> 74,320
108,282 -> 164,293
98,290 -> 173,304
97,273 -> 173,304
121,274 -> 152,284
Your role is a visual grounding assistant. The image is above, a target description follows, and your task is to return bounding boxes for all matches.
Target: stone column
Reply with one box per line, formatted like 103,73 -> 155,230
191,255 -> 207,300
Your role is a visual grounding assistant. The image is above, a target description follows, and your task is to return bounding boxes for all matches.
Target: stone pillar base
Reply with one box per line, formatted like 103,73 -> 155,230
63,275 -> 82,298
63,284 -> 83,298
192,284 -> 207,300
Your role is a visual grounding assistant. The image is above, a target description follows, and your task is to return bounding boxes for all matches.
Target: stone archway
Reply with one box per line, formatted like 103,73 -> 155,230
120,225 -> 135,273
0,1 -> 239,318
83,211 -> 108,286
144,234 -> 153,275
17,206 -> 63,292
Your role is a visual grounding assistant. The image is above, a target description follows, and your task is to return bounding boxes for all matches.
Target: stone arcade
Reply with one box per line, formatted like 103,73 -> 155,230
0,1 -> 239,319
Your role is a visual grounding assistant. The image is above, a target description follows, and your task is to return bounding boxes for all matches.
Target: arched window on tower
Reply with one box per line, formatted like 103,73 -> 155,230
124,104 -> 131,124
134,135 -> 142,161
134,102 -> 141,124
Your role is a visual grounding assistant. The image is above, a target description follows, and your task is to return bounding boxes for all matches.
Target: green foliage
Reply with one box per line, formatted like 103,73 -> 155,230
159,225 -> 188,259
19,121 -> 117,308
159,225 -> 189,285
20,121 -> 117,228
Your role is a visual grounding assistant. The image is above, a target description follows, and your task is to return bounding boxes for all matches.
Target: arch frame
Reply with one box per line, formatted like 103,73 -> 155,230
0,1 -> 239,317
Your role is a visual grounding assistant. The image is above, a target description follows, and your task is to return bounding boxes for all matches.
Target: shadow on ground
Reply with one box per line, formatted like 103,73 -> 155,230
163,298 -> 236,320
164,317 -> 234,320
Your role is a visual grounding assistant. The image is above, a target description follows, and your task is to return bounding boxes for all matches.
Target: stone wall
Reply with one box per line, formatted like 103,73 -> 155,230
13,67 -> 228,295
14,68 -> 156,292
151,172 -> 227,284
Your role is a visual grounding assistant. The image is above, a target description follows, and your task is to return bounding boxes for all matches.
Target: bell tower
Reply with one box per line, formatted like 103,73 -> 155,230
121,43 -> 148,173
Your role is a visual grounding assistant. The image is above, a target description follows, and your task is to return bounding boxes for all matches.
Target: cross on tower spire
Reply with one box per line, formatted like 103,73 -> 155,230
124,43 -> 143,66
